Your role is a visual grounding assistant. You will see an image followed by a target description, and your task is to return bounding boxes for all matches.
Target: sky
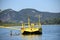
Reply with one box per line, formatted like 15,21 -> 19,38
0,0 -> 60,13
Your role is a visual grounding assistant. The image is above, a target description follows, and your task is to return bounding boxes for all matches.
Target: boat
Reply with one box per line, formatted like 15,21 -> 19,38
21,15 -> 42,35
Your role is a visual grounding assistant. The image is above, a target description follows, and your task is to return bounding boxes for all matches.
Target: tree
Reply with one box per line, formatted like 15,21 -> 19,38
0,20 -> 3,25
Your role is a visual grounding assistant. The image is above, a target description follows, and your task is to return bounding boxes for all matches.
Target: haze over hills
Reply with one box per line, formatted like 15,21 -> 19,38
0,8 -> 60,24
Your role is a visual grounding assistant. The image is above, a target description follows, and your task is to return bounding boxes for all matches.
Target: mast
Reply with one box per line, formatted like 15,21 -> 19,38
28,16 -> 30,28
22,22 -> 24,28
38,15 -> 41,27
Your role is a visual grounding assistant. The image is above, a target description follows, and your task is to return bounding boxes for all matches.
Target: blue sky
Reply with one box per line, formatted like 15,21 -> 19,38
0,0 -> 60,13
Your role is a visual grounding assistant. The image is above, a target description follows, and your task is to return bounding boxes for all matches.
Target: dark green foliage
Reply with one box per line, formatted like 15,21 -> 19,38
0,8 -> 60,25
44,18 -> 60,24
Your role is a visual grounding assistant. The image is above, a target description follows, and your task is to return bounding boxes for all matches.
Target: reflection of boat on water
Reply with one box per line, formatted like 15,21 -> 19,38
21,35 -> 42,40
21,15 -> 42,35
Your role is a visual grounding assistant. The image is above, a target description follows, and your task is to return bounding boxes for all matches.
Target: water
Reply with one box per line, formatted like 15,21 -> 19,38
0,25 -> 60,40
42,25 -> 60,40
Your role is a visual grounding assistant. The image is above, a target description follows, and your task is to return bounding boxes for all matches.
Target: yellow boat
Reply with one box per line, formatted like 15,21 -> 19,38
21,15 -> 42,35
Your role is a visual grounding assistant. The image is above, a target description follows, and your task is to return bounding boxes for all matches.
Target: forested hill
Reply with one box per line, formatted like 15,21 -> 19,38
0,8 -> 60,24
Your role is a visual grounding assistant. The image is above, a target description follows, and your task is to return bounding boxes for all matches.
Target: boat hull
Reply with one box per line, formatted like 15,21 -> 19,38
22,31 -> 42,35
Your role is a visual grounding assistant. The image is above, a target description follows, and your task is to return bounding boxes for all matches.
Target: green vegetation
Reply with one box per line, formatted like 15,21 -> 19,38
0,18 -> 60,26
0,20 -> 3,25
43,18 -> 60,25
0,21 -> 21,26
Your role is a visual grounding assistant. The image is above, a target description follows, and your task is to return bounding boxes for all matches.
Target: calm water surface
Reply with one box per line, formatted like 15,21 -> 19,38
0,25 -> 60,40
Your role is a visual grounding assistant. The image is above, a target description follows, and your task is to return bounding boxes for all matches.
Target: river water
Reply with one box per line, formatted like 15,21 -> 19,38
0,25 -> 60,40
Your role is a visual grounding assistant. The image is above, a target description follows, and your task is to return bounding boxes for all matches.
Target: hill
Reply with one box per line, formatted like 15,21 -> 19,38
0,8 -> 60,25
